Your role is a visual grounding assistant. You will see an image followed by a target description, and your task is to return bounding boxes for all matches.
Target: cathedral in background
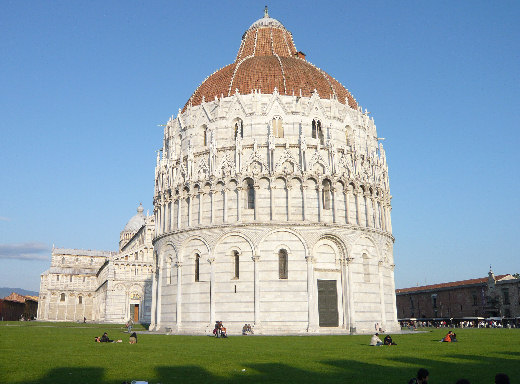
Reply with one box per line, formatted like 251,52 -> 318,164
37,204 -> 155,323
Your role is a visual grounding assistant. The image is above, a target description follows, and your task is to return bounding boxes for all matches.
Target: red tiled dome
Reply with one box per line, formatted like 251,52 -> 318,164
183,13 -> 358,111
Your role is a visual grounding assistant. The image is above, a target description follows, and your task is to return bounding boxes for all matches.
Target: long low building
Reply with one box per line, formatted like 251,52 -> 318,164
396,270 -> 520,320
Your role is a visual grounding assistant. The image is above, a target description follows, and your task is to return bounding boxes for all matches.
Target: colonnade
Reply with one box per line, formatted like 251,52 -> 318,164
154,179 -> 393,237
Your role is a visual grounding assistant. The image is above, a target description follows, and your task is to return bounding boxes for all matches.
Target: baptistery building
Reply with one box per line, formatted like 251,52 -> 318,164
151,9 -> 398,334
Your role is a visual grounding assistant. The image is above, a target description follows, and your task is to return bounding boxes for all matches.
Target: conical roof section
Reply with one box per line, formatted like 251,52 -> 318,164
183,9 -> 358,112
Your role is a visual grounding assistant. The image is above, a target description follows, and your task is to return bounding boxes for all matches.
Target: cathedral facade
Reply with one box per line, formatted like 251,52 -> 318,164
150,10 -> 399,334
38,205 -> 155,323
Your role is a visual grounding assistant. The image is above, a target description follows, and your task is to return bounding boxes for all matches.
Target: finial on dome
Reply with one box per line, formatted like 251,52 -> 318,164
264,6 -> 269,18
137,203 -> 144,214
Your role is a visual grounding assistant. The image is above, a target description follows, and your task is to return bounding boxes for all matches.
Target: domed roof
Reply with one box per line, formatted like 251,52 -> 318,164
122,203 -> 145,233
183,9 -> 358,111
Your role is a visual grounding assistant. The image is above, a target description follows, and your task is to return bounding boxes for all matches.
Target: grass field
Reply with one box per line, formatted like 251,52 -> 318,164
1,323 -> 519,384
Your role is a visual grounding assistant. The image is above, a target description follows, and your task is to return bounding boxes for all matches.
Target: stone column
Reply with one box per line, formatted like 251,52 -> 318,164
163,202 -> 168,233
253,186 -> 259,221
187,194 -> 192,227
389,264 -> 398,323
150,267 -> 158,330
376,200 -> 382,229
301,185 -> 307,221
378,260 -> 387,329
223,189 -> 228,223
306,255 -> 317,331
365,194 -> 372,227
341,258 -> 349,330
252,255 -> 261,328
355,191 -> 361,226
209,257 -> 216,327
236,187 -> 242,222
176,261 -> 182,328
156,259 -> 163,330
287,186 -> 292,221
177,198 -> 182,229
154,208 -> 159,236
210,189 -> 215,224
317,186 -> 322,222
198,192 -> 203,225
331,186 -> 337,223
161,202 -> 166,234
269,184 -> 274,221
387,205 -> 393,233
345,189 -> 351,224
346,257 -> 356,332
169,200 -> 174,231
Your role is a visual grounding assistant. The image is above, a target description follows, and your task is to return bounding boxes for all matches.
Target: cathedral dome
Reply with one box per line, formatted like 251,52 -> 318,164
122,203 -> 145,233
183,9 -> 358,111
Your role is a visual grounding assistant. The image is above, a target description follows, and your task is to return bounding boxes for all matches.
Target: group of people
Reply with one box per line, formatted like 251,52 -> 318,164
94,331 -> 137,344
213,321 -> 227,338
242,323 -> 254,335
370,333 -> 396,346
408,368 -> 510,384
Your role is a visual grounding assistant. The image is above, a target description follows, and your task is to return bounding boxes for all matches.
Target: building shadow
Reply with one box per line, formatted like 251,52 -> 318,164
11,353 -> 519,384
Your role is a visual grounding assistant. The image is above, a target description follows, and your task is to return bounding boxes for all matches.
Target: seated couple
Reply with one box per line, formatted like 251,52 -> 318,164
370,333 -> 397,346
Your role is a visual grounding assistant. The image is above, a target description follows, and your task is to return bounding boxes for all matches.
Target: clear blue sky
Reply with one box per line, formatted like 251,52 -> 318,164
1,1 -> 519,292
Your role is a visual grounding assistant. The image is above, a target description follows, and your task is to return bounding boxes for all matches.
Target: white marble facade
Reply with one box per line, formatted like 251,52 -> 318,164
151,13 -> 399,335
38,205 -> 155,324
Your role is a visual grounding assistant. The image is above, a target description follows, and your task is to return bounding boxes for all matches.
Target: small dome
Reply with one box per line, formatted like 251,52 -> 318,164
122,203 -> 145,233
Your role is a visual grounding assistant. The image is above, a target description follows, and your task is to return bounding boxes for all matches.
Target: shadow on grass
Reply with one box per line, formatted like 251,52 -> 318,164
13,353 -> 520,384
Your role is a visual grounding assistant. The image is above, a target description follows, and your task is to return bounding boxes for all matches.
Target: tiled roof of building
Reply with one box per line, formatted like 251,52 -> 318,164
183,13 -> 358,112
396,275 -> 510,294
3,292 -> 38,303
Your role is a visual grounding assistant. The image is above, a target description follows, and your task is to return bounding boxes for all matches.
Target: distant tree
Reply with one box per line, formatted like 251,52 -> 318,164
513,273 -> 520,279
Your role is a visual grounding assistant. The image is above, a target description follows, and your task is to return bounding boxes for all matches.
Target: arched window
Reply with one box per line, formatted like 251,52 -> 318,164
246,179 -> 255,209
56,275 -> 60,282
234,118 -> 243,139
312,119 -> 324,145
279,249 -> 288,279
234,251 -> 240,279
60,293 -> 65,302
78,295 -> 83,304
70,275 -> 73,282
90,257 -> 93,264
322,180 -> 331,210
195,254 -> 200,282
363,253 -> 370,282
272,117 -> 283,138
61,257 -> 65,264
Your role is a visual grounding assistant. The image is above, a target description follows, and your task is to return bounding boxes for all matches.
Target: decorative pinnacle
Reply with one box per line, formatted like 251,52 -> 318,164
264,5 -> 269,18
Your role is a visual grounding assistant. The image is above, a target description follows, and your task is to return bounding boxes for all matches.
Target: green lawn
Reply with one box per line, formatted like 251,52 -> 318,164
1,323 -> 518,384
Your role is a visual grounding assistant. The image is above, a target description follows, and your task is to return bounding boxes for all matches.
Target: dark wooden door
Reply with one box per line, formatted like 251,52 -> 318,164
318,280 -> 339,327
132,304 -> 139,322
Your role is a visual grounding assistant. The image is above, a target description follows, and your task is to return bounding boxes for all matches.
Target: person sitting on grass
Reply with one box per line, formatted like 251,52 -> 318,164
97,332 -> 122,343
408,368 -> 429,384
441,330 -> 456,342
370,333 -> 383,346
129,332 -> 137,344
383,334 -> 397,345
